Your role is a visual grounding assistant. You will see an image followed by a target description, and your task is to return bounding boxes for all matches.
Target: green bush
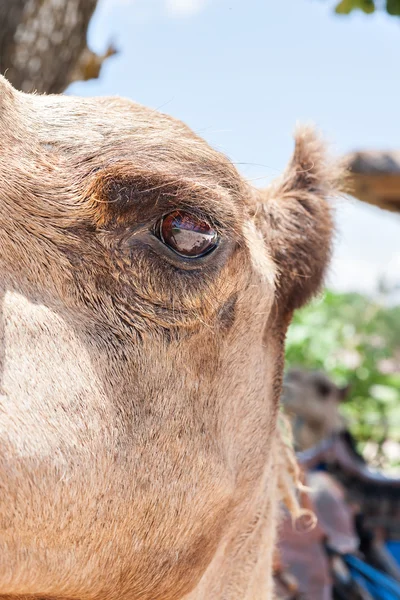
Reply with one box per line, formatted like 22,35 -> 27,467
285,290 -> 400,458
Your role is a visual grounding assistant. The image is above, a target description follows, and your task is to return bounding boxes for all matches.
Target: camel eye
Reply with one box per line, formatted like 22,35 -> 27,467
315,381 -> 331,398
157,211 -> 219,258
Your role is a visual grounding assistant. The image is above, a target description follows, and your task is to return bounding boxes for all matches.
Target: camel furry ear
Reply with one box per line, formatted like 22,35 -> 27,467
257,126 -> 345,313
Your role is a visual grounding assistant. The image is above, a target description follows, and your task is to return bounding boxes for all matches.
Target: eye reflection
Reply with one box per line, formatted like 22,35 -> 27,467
158,211 -> 219,258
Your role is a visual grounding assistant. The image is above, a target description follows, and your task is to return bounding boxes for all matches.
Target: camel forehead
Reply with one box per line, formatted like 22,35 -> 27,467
22,93 -> 241,181
29,94 -> 192,139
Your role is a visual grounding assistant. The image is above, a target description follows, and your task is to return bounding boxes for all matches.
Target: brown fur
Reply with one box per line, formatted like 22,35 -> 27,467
0,75 -> 343,599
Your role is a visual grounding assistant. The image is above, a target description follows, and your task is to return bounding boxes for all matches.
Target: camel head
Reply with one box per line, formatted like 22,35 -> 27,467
283,368 -> 350,450
0,75 -> 342,600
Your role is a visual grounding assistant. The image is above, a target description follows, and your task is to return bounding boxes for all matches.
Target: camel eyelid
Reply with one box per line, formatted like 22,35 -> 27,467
94,174 -> 238,233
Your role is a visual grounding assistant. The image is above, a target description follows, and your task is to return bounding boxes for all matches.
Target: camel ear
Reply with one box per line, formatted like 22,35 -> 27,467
257,126 -> 345,313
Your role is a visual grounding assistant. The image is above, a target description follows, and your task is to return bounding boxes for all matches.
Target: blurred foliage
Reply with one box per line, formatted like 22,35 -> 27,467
285,290 -> 400,455
330,0 -> 400,16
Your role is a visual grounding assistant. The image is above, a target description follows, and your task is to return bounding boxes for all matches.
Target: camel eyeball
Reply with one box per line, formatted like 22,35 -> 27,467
158,210 -> 220,258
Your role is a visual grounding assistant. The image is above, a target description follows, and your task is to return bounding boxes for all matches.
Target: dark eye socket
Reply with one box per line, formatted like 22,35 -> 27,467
157,210 -> 219,259
315,381 -> 331,398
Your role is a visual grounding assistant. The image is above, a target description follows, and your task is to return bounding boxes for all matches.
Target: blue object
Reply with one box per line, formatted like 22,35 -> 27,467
386,542 -> 400,568
312,462 -> 327,472
344,554 -> 400,600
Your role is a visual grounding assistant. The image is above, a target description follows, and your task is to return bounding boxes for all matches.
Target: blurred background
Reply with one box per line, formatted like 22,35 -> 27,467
1,0 -> 399,464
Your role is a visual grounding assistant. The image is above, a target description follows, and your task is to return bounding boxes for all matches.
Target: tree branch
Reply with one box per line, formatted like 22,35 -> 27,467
0,0 -> 116,94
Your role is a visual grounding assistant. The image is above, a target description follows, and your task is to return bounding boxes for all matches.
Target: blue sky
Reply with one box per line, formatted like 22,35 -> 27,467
68,0 -> 400,295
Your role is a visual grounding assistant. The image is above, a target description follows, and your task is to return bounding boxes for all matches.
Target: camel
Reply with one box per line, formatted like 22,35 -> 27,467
0,74 -> 343,600
282,368 -> 350,451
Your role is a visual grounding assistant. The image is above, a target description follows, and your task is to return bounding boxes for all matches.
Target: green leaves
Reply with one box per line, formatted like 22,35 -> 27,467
370,384 -> 398,403
335,0 -> 375,14
285,290 -> 400,454
333,0 -> 400,16
387,0 -> 400,15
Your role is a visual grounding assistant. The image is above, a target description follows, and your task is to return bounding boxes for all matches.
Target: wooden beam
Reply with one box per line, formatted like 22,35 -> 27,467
345,151 -> 400,213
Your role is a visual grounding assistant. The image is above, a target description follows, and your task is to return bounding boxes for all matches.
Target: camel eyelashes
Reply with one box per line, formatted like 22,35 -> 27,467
155,210 -> 220,259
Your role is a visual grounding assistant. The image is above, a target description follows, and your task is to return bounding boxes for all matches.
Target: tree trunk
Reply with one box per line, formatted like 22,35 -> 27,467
0,0 -> 115,94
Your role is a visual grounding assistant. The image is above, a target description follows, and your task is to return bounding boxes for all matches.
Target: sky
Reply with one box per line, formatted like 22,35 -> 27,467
68,0 -> 400,296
